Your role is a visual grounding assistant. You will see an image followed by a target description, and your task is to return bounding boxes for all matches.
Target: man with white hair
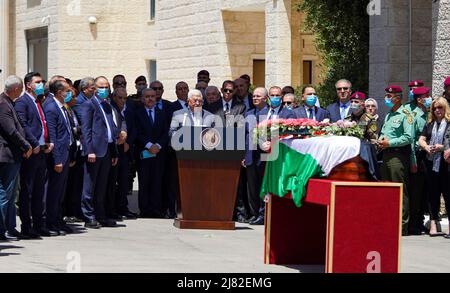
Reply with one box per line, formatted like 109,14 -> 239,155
326,79 -> 353,122
0,76 -> 33,241
169,89 -> 219,137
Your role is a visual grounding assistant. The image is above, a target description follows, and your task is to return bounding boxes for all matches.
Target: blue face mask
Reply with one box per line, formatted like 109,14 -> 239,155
408,90 -> 414,102
269,96 -> 282,108
423,97 -> 432,108
34,82 -> 44,96
306,95 -> 318,107
385,97 -> 395,109
97,88 -> 109,100
64,91 -> 73,103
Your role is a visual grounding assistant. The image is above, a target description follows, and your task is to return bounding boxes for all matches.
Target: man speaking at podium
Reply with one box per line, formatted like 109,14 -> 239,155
169,89 -> 219,137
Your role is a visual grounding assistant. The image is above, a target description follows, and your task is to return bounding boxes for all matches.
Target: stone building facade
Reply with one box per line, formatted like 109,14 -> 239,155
370,0 -> 450,109
0,0 -> 323,98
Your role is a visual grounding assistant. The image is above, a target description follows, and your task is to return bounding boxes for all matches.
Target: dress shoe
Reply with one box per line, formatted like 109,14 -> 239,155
4,231 -> 20,241
120,211 -> 137,220
250,216 -> 265,226
85,220 -> 101,229
236,216 -> 249,223
444,234 -> 450,239
60,225 -> 74,234
0,234 -> 7,241
108,214 -> 125,222
99,219 -> 117,227
38,228 -> 59,237
20,228 -> 41,240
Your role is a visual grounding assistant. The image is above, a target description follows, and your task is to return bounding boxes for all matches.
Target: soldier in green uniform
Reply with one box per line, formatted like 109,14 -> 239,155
346,92 -> 379,143
408,87 -> 432,235
378,85 -> 414,236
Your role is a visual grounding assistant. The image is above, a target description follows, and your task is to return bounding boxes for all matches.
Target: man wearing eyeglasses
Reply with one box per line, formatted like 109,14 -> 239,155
378,85 -> 414,236
326,79 -> 353,122
205,80 -> 246,128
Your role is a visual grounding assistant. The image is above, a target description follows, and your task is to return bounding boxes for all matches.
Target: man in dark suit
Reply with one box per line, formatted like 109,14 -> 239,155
0,76 -> 33,241
326,79 -> 353,122
134,88 -> 169,218
206,80 -> 248,222
263,86 -> 296,120
161,81 -> 189,219
63,86 -> 84,223
15,72 -> 56,238
235,78 -> 255,112
205,80 -> 246,128
243,87 -> 269,225
107,88 -> 136,220
44,80 -> 75,235
294,87 -> 331,122
72,77 -> 95,117
80,76 -> 119,228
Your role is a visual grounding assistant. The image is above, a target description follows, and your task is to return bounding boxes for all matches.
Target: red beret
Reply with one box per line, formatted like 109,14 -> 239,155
408,80 -> 424,87
385,85 -> 403,94
412,87 -> 430,96
350,92 -> 367,100
445,77 -> 450,88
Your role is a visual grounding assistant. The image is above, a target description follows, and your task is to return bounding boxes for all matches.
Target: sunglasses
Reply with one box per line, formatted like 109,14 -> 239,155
151,87 -> 163,91
336,87 -> 349,91
223,89 -> 234,93
283,101 -> 293,105
433,106 -> 443,111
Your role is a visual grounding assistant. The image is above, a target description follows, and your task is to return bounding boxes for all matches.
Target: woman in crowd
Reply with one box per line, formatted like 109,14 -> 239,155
419,97 -> 450,237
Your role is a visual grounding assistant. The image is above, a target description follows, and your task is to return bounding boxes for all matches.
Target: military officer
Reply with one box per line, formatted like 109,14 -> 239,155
408,87 -> 432,235
378,85 -> 414,236
405,80 -> 424,106
346,92 -> 379,143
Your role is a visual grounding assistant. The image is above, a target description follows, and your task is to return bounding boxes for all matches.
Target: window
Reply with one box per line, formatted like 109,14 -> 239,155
303,60 -> 313,85
148,60 -> 157,82
252,60 -> 265,87
26,27 -> 48,80
149,0 -> 156,21
27,0 -> 41,8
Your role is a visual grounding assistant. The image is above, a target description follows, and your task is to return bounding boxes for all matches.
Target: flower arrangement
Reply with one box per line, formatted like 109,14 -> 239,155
254,118 -> 364,141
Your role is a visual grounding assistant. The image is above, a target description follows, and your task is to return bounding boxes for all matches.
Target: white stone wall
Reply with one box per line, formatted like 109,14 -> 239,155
8,0 -> 322,99
432,0 -> 450,97
14,0 -> 58,78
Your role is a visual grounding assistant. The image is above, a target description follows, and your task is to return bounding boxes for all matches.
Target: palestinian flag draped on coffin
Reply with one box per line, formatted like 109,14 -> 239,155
260,136 -> 361,207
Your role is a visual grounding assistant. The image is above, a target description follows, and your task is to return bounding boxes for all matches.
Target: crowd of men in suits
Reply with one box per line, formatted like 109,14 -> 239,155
2,68 -> 449,241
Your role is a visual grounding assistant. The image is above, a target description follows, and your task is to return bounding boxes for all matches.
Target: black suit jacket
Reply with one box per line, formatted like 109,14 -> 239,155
0,93 -> 31,163
134,105 -> 169,153
205,98 -> 246,127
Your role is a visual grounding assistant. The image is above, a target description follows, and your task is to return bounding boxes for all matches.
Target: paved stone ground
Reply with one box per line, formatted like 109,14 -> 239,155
1,190 -> 449,273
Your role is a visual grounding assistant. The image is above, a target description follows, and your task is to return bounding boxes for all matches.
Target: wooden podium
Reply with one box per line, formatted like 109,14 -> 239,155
173,126 -> 245,230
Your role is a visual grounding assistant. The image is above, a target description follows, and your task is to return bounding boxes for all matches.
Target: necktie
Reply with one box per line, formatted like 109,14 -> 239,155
36,101 -> 49,143
225,102 -> 230,114
270,109 -> 275,120
309,108 -> 314,120
62,106 -> 74,144
148,109 -> 154,126
340,105 -> 347,120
